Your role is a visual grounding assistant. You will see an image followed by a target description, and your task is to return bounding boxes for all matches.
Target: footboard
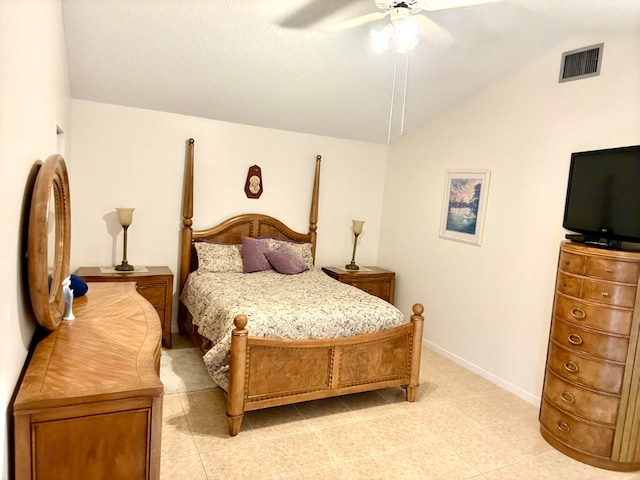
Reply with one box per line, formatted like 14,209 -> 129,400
226,304 -> 424,435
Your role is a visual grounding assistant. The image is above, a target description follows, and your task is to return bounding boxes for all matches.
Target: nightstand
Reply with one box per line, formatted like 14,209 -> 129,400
73,266 -> 174,348
322,266 -> 395,304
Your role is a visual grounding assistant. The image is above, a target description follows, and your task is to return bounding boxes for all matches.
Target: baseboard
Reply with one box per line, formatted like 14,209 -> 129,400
423,339 -> 541,406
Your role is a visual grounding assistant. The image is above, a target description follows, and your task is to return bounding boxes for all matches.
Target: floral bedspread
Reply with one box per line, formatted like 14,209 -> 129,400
180,267 -> 407,390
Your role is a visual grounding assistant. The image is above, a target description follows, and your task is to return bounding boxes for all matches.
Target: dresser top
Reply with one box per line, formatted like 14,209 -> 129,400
14,282 -> 163,412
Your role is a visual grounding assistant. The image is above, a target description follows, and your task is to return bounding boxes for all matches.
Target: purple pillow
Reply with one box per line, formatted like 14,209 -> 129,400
241,237 -> 271,273
264,244 -> 309,275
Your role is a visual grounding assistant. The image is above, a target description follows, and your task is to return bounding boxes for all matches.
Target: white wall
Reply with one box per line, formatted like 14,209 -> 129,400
0,1 -> 71,478
69,101 -> 390,330
379,33 -> 640,403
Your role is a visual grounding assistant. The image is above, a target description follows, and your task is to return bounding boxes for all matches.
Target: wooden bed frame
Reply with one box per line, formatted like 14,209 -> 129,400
178,138 -> 424,435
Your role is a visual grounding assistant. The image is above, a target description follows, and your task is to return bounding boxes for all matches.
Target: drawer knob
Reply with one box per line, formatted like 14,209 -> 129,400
568,334 -> 583,345
564,361 -> 579,373
557,421 -> 570,433
601,291 -> 609,297
560,391 -> 575,403
605,268 -> 613,273
570,308 -> 586,319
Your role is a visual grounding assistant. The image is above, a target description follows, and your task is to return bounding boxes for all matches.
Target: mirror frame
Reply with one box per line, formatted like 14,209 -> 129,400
28,154 -> 71,330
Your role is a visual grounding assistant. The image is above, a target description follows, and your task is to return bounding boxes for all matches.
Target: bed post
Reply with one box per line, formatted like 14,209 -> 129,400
227,314 -> 248,436
406,303 -> 424,402
309,155 -> 321,262
178,138 -> 195,334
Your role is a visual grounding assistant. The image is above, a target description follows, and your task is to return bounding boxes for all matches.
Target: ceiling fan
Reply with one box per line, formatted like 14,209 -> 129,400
283,0 -> 503,53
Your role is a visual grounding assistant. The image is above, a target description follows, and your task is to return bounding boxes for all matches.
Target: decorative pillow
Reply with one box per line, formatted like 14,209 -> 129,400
195,242 -> 243,273
265,239 -> 314,268
241,236 -> 272,273
265,244 -> 309,275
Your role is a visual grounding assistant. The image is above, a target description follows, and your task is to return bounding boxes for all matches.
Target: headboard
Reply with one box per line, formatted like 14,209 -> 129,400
178,138 -> 322,292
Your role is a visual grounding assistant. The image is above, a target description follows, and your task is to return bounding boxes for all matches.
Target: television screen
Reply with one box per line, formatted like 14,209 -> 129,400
563,145 -> 640,245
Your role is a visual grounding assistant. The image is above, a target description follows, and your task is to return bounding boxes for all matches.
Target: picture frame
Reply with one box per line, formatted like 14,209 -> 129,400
244,165 -> 263,199
439,169 -> 491,246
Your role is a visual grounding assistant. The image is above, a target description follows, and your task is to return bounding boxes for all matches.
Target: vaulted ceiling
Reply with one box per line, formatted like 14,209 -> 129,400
61,1 -> 640,144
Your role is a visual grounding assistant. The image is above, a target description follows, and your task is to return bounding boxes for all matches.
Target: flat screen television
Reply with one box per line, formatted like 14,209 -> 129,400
563,144 -> 640,248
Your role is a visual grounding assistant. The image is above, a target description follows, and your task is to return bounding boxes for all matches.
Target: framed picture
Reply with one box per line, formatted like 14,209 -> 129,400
439,169 -> 491,246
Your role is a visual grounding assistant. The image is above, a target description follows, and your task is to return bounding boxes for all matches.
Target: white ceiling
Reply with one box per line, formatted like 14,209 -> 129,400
61,0 -> 640,144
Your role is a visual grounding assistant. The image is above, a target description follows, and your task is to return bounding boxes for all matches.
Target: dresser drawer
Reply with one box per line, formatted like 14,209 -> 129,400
547,343 -> 625,394
550,319 -> 629,363
559,250 -> 640,283
543,371 -> 620,425
581,279 -> 637,308
553,293 -> 633,335
556,272 -> 637,308
556,271 -> 583,298
540,399 -> 615,458
559,251 -> 586,275
585,257 -> 640,283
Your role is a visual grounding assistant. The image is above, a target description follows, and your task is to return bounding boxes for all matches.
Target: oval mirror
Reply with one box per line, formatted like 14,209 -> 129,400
28,154 -> 71,330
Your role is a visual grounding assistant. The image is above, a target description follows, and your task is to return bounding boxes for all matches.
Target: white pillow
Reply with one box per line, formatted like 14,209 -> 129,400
194,242 -> 243,273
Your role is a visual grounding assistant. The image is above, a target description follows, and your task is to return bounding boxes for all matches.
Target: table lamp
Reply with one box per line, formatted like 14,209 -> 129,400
115,207 -> 135,271
345,220 -> 365,271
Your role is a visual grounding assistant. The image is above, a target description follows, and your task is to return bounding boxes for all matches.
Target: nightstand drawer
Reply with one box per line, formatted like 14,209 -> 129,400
136,284 -> 167,308
321,266 -> 395,304
346,280 -> 391,301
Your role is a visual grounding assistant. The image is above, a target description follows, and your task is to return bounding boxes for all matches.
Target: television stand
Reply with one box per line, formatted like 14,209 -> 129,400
565,233 -> 620,249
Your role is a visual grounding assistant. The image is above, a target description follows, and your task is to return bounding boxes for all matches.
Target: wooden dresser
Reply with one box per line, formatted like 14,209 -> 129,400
73,266 -> 173,348
14,282 -> 163,480
540,242 -> 640,471
322,266 -> 395,304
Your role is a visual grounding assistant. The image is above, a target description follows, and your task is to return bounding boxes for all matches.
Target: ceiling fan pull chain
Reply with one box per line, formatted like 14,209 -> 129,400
401,52 -> 410,136
387,52 -> 400,145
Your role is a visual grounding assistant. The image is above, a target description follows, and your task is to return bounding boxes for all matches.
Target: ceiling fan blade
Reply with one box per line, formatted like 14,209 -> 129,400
418,0 -> 502,12
322,11 -> 389,32
278,0 -> 362,29
414,14 -> 454,45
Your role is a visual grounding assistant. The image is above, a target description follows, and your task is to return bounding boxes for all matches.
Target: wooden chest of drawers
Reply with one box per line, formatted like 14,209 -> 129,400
540,242 -> 640,471
13,283 -> 163,480
321,266 -> 395,304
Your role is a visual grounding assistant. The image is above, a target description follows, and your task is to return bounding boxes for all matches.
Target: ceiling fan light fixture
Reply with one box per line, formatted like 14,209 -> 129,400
371,24 -> 394,50
370,7 -> 419,53
391,17 -> 419,52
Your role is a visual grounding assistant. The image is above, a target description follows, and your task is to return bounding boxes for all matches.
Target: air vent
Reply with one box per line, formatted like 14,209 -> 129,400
559,43 -> 604,83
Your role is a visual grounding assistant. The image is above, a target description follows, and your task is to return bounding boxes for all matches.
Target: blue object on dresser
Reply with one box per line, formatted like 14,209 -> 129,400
70,274 -> 88,297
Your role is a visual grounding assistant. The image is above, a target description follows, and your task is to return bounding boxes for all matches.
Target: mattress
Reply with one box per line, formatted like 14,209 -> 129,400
180,267 -> 407,390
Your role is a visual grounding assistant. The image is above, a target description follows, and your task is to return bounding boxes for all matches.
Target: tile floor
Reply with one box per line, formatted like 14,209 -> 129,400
161,334 -> 640,479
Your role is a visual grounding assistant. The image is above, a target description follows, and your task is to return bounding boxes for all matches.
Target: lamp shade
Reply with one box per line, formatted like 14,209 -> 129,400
116,208 -> 135,227
352,220 -> 365,235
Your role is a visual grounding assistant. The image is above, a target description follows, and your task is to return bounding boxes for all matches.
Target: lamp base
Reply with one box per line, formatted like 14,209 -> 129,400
115,261 -> 134,272
345,262 -> 360,271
